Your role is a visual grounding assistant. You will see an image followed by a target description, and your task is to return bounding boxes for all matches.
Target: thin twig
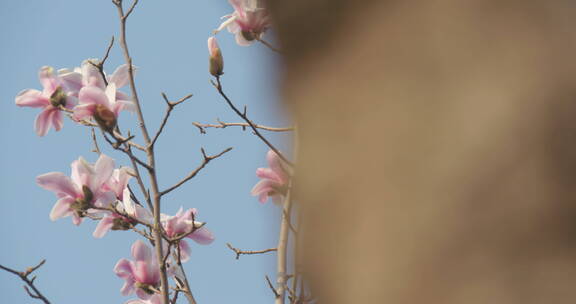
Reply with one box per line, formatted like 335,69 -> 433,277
90,127 -> 102,155
193,120 -> 293,134
226,243 -> 277,260
160,147 -> 233,196
0,260 -> 51,304
175,242 -> 198,304
256,37 -> 282,53
266,275 -> 280,298
212,77 -> 293,167
150,92 -> 193,147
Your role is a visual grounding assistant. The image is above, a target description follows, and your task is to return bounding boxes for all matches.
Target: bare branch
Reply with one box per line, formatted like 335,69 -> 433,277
90,127 -> 102,155
0,260 -> 51,304
226,243 -> 277,260
275,190 -> 293,304
150,92 -> 193,147
212,77 -> 293,167
160,147 -> 233,196
256,37 -> 282,53
193,120 -> 293,134
266,275 -> 280,299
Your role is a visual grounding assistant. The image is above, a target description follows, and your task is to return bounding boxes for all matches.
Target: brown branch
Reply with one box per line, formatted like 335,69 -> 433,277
88,36 -> 115,86
256,37 -> 282,53
174,243 -> 198,304
160,147 -> 233,196
0,260 -> 51,304
275,190 -> 293,304
90,127 -> 102,155
212,77 -> 293,167
266,275 -> 280,299
226,243 -> 277,260
193,120 -> 293,134
113,1 -> 168,303
150,92 -> 193,147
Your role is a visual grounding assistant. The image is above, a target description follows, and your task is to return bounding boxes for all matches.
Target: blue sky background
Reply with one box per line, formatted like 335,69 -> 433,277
0,1 -> 290,303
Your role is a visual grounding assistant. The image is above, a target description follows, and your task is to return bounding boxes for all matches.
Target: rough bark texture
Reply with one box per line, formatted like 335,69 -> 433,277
266,1 -> 576,303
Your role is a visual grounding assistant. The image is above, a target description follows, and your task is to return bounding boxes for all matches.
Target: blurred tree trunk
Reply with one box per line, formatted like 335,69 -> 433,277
266,1 -> 576,303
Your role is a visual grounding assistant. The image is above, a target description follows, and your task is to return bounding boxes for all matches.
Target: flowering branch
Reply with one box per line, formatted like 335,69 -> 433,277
0,260 -> 51,304
193,120 -> 293,134
226,243 -> 277,260
150,92 -> 193,148
212,77 -> 293,167
160,147 -> 233,197
113,0 -> 172,303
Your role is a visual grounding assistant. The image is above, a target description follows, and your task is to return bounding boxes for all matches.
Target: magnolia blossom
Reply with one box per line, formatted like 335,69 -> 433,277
214,0 -> 271,46
59,59 -> 131,94
161,207 -> 215,261
114,240 -> 161,300
36,154 -> 116,225
93,188 -> 152,238
74,83 -> 132,132
251,150 -> 290,204
15,66 -> 78,136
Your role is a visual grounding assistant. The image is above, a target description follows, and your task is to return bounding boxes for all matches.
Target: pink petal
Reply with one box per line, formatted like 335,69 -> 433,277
15,89 -> 49,108
109,64 -> 130,88
266,150 -> 287,182
34,108 -> 55,137
256,168 -> 282,183
114,258 -> 135,279
36,172 -> 78,198
136,288 -> 151,300
178,240 -> 191,262
49,197 -> 73,221
93,216 -> 114,238
251,179 -> 274,197
93,154 -> 115,188
72,103 -> 96,120
78,85 -> 109,106
81,59 -> 106,89
58,69 -> 83,93
121,279 -> 136,296
38,66 -> 59,93
51,110 -> 63,132
131,240 -> 152,262
187,226 -> 215,245
72,213 -> 83,226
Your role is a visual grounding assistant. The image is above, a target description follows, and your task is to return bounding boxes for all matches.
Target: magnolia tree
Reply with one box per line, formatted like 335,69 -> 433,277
1,1 -> 308,303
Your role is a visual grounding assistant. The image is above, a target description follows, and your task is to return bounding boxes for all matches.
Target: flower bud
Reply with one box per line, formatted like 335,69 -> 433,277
94,104 -> 117,133
208,36 -> 224,77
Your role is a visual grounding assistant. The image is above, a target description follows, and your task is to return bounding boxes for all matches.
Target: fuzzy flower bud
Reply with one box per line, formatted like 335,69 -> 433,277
208,36 -> 224,77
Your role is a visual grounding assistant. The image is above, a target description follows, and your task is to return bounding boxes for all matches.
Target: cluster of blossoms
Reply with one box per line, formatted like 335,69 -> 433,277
15,59 -> 134,136
14,2 -> 288,303
36,154 -> 214,302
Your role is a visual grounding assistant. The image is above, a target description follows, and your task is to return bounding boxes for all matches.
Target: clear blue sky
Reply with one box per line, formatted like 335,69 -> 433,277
0,1 -> 290,303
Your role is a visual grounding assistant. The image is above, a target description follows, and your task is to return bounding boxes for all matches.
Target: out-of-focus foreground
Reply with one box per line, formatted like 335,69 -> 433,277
267,1 -> 576,303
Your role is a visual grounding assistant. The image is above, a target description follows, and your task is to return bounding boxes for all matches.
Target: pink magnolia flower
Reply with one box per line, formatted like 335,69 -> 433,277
214,0 -> 271,46
36,154 -> 116,225
59,59 -> 132,93
251,150 -> 290,204
114,240 -> 161,300
73,83 -> 133,132
161,207 -> 215,262
93,188 -> 152,238
15,66 -> 78,136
